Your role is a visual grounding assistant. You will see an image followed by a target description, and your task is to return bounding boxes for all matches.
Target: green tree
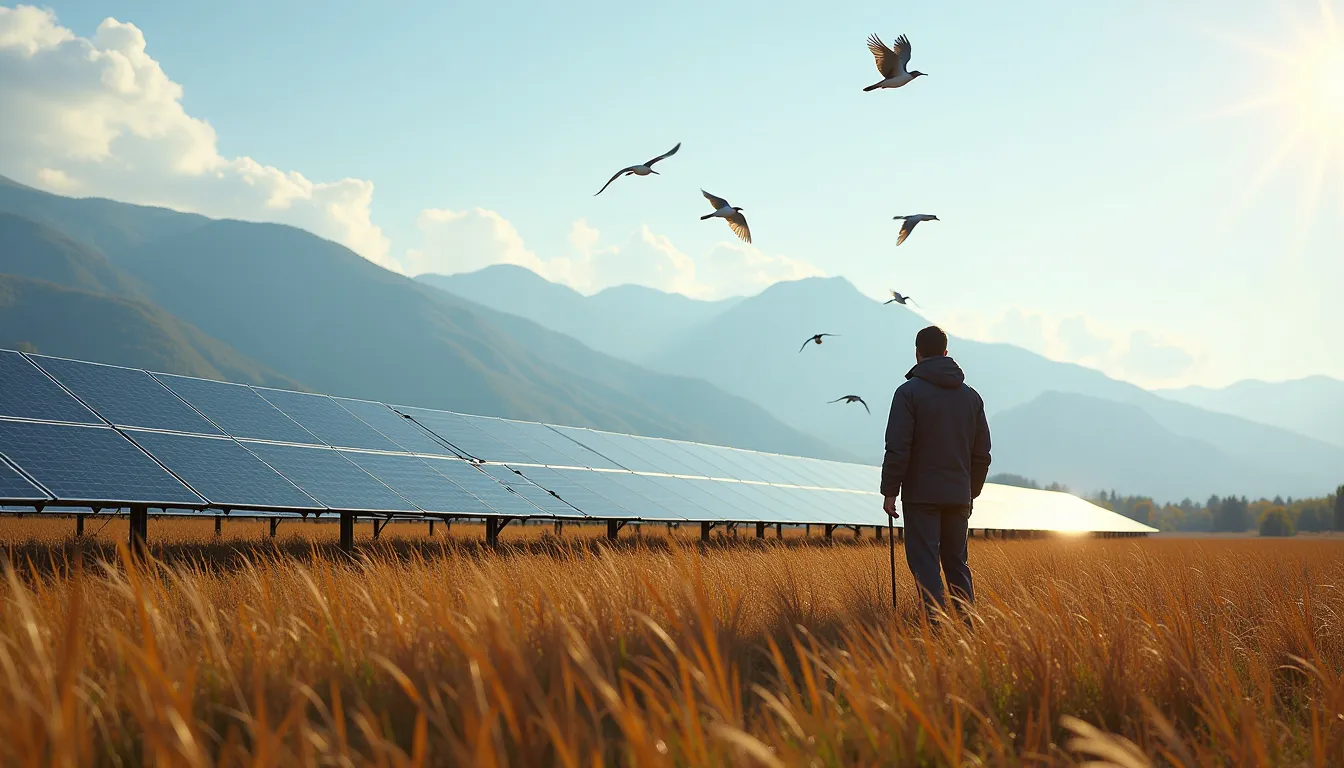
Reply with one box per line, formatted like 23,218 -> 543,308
1132,499 -> 1156,526
1259,506 -> 1295,537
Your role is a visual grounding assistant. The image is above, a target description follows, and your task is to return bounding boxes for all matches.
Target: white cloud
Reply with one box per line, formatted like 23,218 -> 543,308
0,5 -> 393,269
944,307 -> 1201,387
403,210 -> 822,299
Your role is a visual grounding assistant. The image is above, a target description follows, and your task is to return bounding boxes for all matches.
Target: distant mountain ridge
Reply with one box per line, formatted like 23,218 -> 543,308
421,264 -> 1344,500
1156,377 -> 1344,448
0,176 -> 845,459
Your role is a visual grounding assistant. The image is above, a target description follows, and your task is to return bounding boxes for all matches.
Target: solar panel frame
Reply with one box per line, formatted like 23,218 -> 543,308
338,450 -> 496,515
397,407 -> 534,464
330,397 -> 458,456
0,419 -> 206,507
0,350 -> 102,425
254,388 -> 404,452
240,441 -> 420,514
154,374 -> 320,445
125,430 -> 324,512
31,355 -> 224,435
420,456 -> 543,518
0,456 -> 50,504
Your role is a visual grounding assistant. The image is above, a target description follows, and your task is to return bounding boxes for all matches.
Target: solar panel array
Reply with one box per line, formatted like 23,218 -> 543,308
0,350 -> 1156,534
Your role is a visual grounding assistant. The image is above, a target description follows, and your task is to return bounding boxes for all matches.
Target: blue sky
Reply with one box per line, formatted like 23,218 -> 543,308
1,0 -> 1341,388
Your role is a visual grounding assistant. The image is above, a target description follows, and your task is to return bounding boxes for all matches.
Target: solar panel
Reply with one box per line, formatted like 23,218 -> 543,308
461,415 -> 570,465
0,350 -> 101,424
0,458 -> 48,503
639,438 -> 738,479
125,430 -> 322,511
397,407 -> 533,464
513,467 -> 631,517
478,464 -> 585,517
0,419 -> 204,506
640,475 -> 754,522
753,451 -> 836,489
240,442 -> 418,513
155,375 -> 318,444
338,451 -> 493,514
420,456 -> 541,517
602,432 -> 705,476
548,427 -> 644,471
331,398 -> 455,456
525,422 -> 624,469
254,388 -> 402,451
32,356 -> 221,434
597,473 -> 695,521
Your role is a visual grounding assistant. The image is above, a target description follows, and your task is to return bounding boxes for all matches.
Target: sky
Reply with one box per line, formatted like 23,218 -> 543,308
1,0 -> 1341,390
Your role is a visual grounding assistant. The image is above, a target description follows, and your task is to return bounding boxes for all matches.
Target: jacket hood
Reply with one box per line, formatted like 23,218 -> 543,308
906,355 -> 965,389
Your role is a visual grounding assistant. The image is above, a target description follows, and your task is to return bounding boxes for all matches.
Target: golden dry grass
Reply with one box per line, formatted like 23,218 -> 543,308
1,517 -> 1341,766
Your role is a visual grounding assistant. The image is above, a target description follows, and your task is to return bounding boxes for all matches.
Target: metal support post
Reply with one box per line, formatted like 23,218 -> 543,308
269,518 -> 280,538
215,515 -> 222,536
824,524 -> 836,539
606,519 -> 621,540
776,522 -> 783,538
128,506 -> 148,555
756,521 -> 766,538
554,520 -> 563,536
700,521 -> 712,542
339,511 -> 355,552
75,513 -> 85,537
876,524 -> 883,541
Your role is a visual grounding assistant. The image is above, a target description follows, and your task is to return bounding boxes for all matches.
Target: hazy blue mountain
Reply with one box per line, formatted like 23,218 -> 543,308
990,392 -> 1303,501
1156,377 -> 1344,448
418,266 -> 1344,497
0,175 -> 208,258
0,274 -> 300,386
0,211 -> 145,298
419,265 -> 742,362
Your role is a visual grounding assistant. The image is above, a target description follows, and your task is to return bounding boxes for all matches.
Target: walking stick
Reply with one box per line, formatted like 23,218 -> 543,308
888,512 -> 898,612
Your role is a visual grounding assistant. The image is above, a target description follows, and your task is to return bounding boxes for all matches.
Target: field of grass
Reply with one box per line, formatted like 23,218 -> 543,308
1,518 -> 1341,766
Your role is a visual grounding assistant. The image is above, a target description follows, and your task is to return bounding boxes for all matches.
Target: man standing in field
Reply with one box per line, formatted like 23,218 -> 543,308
882,325 -> 992,617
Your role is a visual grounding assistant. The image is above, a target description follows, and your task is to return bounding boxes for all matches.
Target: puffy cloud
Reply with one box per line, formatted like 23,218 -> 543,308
0,5 -> 392,268
946,307 -> 1200,386
404,210 -> 822,299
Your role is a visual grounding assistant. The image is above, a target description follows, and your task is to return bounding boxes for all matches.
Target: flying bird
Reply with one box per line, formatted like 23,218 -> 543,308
799,333 -> 839,352
593,142 -> 682,196
700,190 -> 751,243
863,34 -> 927,92
893,214 -> 939,245
830,395 -> 871,414
884,290 -> 918,307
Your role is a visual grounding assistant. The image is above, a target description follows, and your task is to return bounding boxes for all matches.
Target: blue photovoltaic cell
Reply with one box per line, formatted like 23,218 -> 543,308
523,422 -> 624,470
398,407 -> 534,464
641,438 -> 737,479
255,388 -> 402,451
331,398 -> 455,456
154,374 -> 318,444
241,442 -> 418,512
460,416 -> 563,465
754,451 -> 834,489
423,457 -> 540,517
0,458 -> 48,502
479,464 -> 584,517
753,483 -> 846,524
0,350 -> 101,424
339,451 -> 492,514
668,477 -> 766,521
549,427 -> 644,471
0,420 -> 204,506
126,430 -> 321,511
599,473 -> 692,521
518,467 -> 634,517
32,356 -> 221,434
602,432 -> 703,476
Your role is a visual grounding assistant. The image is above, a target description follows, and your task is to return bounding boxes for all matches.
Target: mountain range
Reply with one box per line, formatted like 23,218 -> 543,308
424,266 -> 1344,501
2,173 -> 1339,501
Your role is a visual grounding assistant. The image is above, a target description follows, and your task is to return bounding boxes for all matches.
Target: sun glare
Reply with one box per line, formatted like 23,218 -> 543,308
1199,1 -> 1344,223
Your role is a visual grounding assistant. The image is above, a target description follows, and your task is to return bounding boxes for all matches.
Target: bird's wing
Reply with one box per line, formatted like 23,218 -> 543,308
883,298 -> 896,304
896,219 -> 918,246
725,212 -> 752,244
867,34 -> 899,78
828,396 -> 846,404
594,166 -> 636,196
857,397 -> 871,414
799,338 -> 813,353
646,142 -> 681,167
820,333 -> 838,338
894,34 -> 912,72
702,189 -> 730,210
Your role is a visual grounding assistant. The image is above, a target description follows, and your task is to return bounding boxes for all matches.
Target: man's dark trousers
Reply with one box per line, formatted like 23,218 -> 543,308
903,503 -> 974,614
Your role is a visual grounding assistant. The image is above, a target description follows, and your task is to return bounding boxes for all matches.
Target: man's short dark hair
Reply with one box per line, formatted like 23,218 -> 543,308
916,325 -> 948,358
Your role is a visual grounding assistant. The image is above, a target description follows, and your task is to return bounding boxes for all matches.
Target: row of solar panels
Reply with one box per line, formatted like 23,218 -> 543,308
0,350 -> 1156,533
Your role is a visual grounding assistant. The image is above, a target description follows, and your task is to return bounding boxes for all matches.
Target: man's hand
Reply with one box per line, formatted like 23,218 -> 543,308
883,496 -> 899,519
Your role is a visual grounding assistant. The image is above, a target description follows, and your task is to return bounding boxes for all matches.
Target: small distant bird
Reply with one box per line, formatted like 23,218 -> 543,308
799,333 -> 839,352
700,190 -> 751,243
893,214 -> 939,245
884,290 -> 918,307
594,142 -> 681,196
830,395 -> 871,414
863,34 -> 927,92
